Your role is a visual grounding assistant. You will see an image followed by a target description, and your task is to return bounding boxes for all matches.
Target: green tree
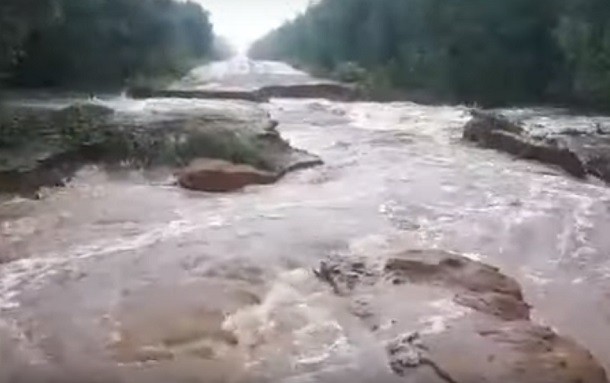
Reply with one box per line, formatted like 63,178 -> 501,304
2,0 -> 215,89
555,0 -> 610,106
249,0 -> 569,106
0,0 -> 57,78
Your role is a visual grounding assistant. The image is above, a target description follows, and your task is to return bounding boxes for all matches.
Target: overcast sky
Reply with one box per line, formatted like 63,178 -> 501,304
195,0 -> 313,52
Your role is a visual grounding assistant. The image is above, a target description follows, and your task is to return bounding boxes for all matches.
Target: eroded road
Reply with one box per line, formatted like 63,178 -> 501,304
2,59 -> 610,382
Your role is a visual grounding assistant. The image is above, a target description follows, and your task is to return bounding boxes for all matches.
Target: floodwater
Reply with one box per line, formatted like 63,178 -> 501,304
1,59 -> 610,382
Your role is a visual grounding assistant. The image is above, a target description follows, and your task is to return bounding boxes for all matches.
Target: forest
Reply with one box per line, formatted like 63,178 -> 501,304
250,0 -> 610,108
0,0 -> 217,89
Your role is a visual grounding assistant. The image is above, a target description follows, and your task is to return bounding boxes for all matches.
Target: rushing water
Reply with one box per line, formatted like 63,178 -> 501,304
2,62 -> 610,381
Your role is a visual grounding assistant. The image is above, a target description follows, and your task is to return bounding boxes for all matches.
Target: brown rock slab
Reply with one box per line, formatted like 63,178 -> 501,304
177,158 -> 278,192
463,110 -> 610,185
314,249 -> 608,383
127,87 -> 269,103
454,291 -> 530,321
423,319 -> 607,383
128,82 -> 360,103
463,110 -> 587,178
384,250 -> 525,301
258,83 -> 360,101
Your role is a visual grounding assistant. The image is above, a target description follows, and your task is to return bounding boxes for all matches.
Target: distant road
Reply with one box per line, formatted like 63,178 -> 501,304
171,56 -> 333,91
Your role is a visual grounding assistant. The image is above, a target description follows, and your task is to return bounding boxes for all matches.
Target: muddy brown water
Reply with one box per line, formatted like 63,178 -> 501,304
2,60 -> 610,382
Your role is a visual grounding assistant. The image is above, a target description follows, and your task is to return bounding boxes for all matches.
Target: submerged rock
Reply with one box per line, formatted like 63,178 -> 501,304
314,249 -> 608,383
0,100 -> 321,194
463,110 -> 610,183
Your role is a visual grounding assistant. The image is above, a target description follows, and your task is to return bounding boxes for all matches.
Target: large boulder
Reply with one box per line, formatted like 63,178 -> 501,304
314,249 -> 608,383
463,110 -> 610,183
0,100 -> 322,194
177,159 -> 277,192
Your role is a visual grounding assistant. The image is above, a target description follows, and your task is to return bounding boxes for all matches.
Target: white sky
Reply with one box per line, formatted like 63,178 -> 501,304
195,0 -> 313,53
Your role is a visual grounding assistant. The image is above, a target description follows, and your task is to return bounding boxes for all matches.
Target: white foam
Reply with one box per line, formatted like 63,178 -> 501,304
521,268 -> 552,286
345,102 -> 469,133
0,214 -> 213,310
222,268 -> 353,370
460,252 -> 485,262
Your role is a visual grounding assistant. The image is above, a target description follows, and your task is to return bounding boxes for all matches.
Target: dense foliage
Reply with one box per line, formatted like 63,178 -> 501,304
250,0 -> 610,107
556,0 -> 610,107
0,0 -> 215,88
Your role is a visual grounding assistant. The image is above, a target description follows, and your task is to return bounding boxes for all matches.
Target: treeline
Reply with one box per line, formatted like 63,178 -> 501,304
250,0 -> 610,108
0,0 -> 218,89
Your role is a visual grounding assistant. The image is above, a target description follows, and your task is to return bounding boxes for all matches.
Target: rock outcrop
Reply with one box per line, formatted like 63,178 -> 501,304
314,249 -> 608,383
0,104 -> 116,194
258,83 -> 360,101
463,110 -> 610,183
127,87 -> 269,103
0,100 -> 322,195
128,83 -> 360,103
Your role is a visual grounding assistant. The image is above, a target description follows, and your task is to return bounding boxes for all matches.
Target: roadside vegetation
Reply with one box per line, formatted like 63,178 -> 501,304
250,0 -> 610,108
0,0 -> 221,89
